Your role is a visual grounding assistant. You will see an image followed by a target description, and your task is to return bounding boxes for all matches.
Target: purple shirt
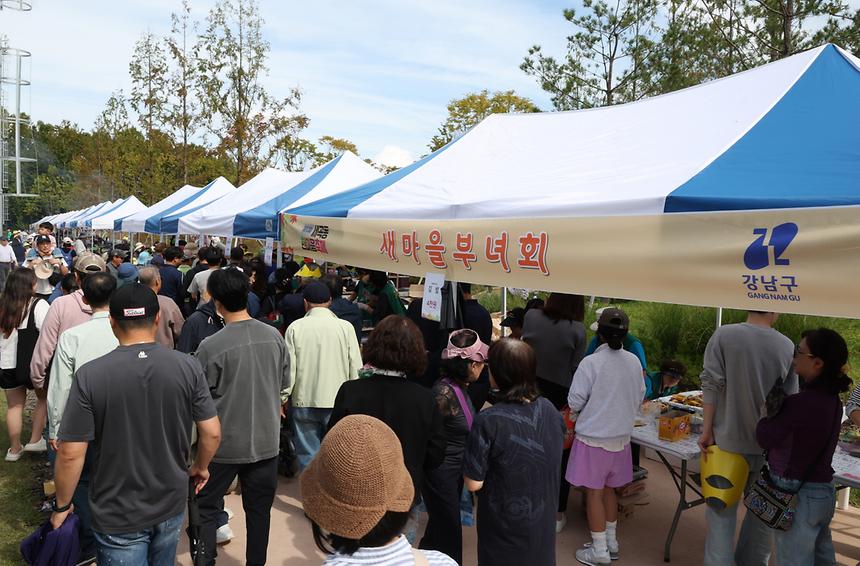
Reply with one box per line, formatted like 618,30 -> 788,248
756,384 -> 842,483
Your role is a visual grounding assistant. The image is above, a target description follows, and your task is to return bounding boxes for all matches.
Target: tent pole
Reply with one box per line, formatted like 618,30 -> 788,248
500,287 -> 508,337
716,307 -> 723,329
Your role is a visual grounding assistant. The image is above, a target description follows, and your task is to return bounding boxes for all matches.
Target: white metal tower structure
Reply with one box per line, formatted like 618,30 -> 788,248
0,0 -> 36,229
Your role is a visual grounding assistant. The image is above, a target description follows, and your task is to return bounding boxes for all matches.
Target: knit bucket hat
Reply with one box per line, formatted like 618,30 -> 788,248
300,415 -> 414,539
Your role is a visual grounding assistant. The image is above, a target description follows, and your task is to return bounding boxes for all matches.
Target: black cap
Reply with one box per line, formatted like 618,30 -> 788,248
500,307 -> 525,328
302,281 -> 331,304
597,307 -> 629,331
109,283 -> 160,321
34,235 -> 51,245
111,249 -> 128,259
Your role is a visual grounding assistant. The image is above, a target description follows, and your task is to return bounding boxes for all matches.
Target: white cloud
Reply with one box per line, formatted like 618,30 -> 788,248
373,145 -> 415,168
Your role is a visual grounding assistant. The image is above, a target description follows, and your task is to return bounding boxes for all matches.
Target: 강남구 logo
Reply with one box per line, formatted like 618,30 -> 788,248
743,222 -> 799,271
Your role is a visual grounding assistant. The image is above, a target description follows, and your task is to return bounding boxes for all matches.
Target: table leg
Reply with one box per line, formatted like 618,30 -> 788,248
837,486 -> 850,510
664,459 -> 687,562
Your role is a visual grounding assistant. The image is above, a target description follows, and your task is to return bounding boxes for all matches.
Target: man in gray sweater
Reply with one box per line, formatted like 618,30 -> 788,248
698,310 -> 796,566
194,268 -> 291,566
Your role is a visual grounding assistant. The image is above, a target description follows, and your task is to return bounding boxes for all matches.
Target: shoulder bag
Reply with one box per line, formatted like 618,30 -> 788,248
743,403 -> 840,530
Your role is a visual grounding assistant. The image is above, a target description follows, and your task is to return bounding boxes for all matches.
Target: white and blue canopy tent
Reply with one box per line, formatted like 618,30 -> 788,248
87,196 -> 147,230
69,198 -> 133,229
57,201 -> 114,230
153,177 -> 236,235
114,184 -> 203,233
168,151 -> 379,240
283,44 -> 860,318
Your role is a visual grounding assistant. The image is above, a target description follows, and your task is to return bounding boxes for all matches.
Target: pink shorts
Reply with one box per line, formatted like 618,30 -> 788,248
566,438 -> 633,489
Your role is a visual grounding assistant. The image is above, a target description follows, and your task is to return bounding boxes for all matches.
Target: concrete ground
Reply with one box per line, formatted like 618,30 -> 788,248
176,454 -> 860,565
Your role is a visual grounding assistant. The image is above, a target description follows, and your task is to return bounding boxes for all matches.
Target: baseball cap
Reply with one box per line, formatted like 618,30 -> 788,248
0,235 -> 7,242
109,283 -> 160,321
34,235 -> 52,246
110,248 -> 128,259
500,307 -> 525,328
302,281 -> 331,304
63,237 -> 73,244
74,252 -> 106,273
597,307 -> 629,331
117,263 -> 139,287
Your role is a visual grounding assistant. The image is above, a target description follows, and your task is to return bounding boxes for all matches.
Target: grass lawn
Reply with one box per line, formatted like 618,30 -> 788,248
0,395 -> 47,564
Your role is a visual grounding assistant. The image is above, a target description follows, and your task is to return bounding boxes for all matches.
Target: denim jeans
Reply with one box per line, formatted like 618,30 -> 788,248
290,406 -> 332,471
72,447 -> 95,560
93,511 -> 184,566
771,473 -> 836,566
704,453 -> 773,566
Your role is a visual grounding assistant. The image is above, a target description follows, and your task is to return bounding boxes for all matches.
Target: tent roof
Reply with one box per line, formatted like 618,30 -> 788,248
156,177 -> 236,234
173,152 -> 378,238
231,151 -> 380,239
87,196 -> 147,229
60,201 -> 114,228
115,184 -> 203,233
70,199 -> 129,228
289,44 -> 860,220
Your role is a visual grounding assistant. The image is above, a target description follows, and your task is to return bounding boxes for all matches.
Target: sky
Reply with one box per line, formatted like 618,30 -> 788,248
0,0 -> 574,168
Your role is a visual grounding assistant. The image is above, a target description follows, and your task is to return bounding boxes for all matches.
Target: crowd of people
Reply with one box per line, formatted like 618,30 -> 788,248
0,220 -> 856,566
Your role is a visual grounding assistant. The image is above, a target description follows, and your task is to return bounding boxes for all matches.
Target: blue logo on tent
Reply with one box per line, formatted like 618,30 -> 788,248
743,223 -> 798,271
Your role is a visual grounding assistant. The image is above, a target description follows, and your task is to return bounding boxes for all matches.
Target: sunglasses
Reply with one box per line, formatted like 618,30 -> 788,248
794,344 -> 815,359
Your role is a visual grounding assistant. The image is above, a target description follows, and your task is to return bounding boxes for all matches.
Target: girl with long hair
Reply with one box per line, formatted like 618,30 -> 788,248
0,267 -> 50,461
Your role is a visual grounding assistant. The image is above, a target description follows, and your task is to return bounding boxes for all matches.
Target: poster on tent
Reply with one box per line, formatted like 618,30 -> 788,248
281,208 -> 860,319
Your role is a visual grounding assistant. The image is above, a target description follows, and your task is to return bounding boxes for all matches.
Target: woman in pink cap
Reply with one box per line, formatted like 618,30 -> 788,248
420,329 -> 488,565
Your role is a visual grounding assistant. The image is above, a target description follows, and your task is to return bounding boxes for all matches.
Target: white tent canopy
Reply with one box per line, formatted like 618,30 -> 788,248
167,152 -> 378,239
114,184 -> 203,233
88,196 -> 147,230
284,45 -> 860,318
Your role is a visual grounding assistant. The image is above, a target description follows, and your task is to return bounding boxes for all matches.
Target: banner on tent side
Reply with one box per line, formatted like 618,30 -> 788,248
281,207 -> 860,318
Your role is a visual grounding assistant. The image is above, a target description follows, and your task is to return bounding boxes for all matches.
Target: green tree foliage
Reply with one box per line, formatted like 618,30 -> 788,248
428,90 -> 539,152
165,0 -> 202,185
523,0 -> 857,111
196,0 -> 308,184
315,136 -> 359,165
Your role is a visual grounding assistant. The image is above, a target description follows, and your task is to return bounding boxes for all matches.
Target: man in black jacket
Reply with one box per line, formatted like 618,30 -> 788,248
176,299 -> 224,354
321,274 -> 362,343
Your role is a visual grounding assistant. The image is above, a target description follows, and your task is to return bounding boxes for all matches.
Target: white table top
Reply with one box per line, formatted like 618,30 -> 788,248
632,421 -> 860,489
631,420 -> 701,461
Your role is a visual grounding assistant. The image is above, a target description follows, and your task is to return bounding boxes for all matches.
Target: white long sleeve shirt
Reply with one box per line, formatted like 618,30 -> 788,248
568,343 -> 645,450
0,243 -> 16,264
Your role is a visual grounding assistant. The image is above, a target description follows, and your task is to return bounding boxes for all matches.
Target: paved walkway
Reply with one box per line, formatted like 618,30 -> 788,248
176,454 -> 860,565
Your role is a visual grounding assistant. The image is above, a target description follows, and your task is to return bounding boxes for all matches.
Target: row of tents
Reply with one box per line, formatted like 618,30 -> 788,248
33,44 -> 860,318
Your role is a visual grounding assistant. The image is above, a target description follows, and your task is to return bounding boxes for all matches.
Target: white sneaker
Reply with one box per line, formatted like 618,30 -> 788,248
576,545 -> 612,565
555,514 -> 567,533
225,506 -> 234,520
23,439 -> 47,453
5,447 -> 23,462
216,524 -> 234,545
583,541 -> 619,560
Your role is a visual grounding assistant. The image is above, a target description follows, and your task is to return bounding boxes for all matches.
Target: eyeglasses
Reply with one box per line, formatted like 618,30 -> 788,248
794,344 -> 814,359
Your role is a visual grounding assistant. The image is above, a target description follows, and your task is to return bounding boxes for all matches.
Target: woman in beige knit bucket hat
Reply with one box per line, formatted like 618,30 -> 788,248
300,414 -> 456,565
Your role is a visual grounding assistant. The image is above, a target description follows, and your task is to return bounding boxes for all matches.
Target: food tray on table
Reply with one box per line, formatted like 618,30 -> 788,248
658,390 -> 704,414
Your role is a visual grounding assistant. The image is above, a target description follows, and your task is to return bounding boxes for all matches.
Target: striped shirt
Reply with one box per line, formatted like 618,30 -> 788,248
323,536 -> 456,565
846,382 -> 860,419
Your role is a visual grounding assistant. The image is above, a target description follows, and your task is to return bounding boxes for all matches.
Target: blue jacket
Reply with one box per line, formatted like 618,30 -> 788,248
158,264 -> 184,309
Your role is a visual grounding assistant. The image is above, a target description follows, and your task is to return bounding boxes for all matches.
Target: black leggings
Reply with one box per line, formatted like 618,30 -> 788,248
537,378 -> 573,513
420,461 -> 465,564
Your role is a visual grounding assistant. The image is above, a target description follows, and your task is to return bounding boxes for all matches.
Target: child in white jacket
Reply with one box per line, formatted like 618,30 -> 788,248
567,308 -> 645,566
